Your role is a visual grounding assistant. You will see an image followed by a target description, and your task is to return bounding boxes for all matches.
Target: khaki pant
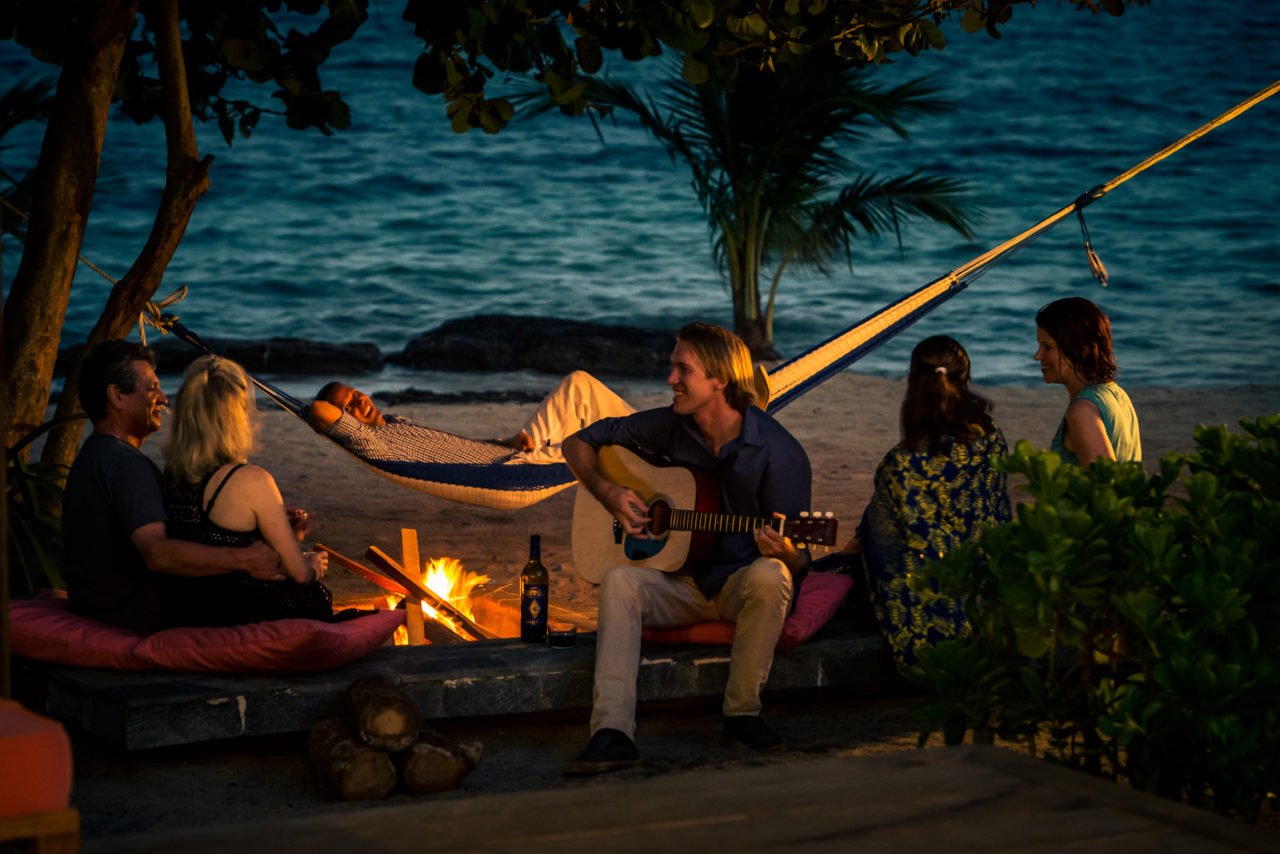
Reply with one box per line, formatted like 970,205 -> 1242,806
512,371 -> 635,465
590,558 -> 793,738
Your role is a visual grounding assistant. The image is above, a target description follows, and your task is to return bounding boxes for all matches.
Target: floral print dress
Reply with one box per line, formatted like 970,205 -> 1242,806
858,429 -> 1012,668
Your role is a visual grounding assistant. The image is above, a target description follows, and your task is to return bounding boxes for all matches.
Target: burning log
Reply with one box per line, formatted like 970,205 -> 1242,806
397,725 -> 483,796
345,675 -> 420,753
366,546 -> 500,641
306,717 -> 397,802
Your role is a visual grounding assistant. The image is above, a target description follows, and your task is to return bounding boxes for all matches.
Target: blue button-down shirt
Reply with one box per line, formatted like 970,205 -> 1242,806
575,405 -> 812,598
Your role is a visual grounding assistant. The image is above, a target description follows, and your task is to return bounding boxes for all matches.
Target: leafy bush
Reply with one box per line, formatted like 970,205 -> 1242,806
7,417 -> 83,596
906,415 -> 1280,819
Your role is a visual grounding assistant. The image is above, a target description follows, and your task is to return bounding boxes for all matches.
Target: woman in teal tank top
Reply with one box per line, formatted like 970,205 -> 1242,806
1033,297 -> 1142,466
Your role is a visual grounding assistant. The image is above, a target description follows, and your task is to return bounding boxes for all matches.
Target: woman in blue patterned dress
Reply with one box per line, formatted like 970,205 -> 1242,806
850,336 -> 1012,668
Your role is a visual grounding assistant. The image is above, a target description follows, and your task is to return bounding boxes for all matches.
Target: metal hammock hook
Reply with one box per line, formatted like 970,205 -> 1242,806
1074,186 -> 1110,288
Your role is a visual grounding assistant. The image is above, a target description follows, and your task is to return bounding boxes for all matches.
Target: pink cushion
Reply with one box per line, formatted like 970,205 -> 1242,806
9,591 -> 404,674
9,593 -> 149,670
642,571 -> 854,652
136,609 -> 405,673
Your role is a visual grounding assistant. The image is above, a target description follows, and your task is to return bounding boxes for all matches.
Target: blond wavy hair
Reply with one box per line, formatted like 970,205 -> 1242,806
676,322 -> 758,411
163,355 -> 257,484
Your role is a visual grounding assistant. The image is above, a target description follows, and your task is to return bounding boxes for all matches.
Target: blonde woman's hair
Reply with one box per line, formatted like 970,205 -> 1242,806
163,355 -> 257,484
676,322 -> 758,411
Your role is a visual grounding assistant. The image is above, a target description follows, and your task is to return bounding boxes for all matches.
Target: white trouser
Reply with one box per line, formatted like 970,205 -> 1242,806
589,559 -> 793,738
512,371 -> 635,465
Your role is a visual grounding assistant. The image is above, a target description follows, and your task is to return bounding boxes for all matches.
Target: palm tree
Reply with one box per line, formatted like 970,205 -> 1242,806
524,56 -> 976,357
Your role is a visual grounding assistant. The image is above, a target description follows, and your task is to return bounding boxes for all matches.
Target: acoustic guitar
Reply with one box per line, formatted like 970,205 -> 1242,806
571,446 -> 838,583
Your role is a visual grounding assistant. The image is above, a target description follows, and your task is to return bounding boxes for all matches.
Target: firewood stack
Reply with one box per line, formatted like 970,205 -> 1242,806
307,675 -> 482,801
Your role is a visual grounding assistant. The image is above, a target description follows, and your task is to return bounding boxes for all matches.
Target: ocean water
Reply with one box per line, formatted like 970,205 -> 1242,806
2,0 -> 1278,391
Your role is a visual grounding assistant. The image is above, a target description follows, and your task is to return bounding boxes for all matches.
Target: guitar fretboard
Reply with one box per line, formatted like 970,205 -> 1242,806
665,508 -> 778,534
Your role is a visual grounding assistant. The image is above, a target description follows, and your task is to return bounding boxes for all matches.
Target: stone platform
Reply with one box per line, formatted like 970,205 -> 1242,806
17,626 -> 889,751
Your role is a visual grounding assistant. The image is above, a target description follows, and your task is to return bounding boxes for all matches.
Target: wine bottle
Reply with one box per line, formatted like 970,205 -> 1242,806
519,534 -> 549,643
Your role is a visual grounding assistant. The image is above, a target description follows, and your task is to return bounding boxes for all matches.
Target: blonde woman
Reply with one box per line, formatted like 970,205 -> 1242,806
162,355 -> 333,625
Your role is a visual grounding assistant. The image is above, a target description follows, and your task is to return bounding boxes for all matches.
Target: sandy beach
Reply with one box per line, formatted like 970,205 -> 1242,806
59,372 -> 1280,841
235,372 -> 1280,622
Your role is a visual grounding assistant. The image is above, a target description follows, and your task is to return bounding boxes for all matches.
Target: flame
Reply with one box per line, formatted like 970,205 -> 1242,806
419,557 -> 489,640
384,593 -> 410,646
421,556 -> 489,620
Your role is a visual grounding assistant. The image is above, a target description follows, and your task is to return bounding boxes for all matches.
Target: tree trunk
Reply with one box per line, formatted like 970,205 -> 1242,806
0,0 -> 139,451
728,237 -> 779,361
736,317 -> 779,361
41,0 -> 212,472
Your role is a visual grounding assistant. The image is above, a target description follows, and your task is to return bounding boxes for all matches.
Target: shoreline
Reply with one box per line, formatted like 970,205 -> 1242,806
218,371 -> 1280,614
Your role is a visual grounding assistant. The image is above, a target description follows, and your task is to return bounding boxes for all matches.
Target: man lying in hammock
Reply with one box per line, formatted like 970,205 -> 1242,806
308,370 -> 635,466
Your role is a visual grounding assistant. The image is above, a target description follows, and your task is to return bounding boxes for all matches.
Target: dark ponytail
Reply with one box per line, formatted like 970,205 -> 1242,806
901,336 -> 995,454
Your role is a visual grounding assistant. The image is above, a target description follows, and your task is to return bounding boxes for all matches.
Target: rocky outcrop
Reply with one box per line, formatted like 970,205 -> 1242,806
56,337 -> 383,377
388,315 -> 673,377
53,315 -> 674,381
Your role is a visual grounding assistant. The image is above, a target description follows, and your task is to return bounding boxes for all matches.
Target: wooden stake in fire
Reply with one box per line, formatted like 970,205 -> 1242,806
401,529 -> 425,646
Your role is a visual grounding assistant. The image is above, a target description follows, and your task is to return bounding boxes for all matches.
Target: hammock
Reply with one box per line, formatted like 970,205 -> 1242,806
160,79 -> 1278,510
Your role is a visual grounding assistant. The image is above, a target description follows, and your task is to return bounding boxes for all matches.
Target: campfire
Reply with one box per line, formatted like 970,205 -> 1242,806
319,529 -> 520,644
385,557 -> 490,646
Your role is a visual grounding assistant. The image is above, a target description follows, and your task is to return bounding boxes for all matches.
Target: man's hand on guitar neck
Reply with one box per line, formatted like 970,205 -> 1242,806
754,513 -> 808,574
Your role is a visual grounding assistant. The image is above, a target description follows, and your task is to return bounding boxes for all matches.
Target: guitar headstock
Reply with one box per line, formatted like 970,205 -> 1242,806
783,512 -> 839,547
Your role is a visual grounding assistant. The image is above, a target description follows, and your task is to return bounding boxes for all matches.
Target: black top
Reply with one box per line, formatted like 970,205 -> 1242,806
164,464 -> 260,548
62,434 -> 170,632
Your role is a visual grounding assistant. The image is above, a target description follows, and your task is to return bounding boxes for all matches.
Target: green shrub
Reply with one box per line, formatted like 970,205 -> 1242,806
906,415 -> 1280,819
6,417 -> 83,596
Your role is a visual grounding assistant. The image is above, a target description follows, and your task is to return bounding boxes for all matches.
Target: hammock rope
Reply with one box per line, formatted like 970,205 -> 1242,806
14,79 -> 1275,506
0,194 -> 189,345
758,77 -> 1280,413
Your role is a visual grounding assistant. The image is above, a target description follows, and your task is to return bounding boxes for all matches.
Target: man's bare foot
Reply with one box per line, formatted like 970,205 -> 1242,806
495,430 -> 535,452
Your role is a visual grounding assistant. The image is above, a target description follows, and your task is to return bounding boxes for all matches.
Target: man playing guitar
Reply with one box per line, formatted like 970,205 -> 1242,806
562,322 -> 813,776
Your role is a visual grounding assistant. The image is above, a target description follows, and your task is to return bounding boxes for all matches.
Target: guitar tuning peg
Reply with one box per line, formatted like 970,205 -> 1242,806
800,510 -> 809,517
824,511 -> 833,518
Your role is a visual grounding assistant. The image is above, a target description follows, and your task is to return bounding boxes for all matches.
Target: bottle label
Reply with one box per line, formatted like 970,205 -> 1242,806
522,585 -> 548,630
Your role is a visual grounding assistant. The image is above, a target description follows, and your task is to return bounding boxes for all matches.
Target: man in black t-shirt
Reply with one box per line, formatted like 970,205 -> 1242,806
61,341 -> 284,632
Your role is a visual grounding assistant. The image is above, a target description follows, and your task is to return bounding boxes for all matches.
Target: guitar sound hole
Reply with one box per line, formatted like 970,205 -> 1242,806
647,500 -> 671,537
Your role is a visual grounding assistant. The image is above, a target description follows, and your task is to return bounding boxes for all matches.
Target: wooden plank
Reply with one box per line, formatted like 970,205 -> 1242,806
314,544 -> 406,597
365,547 -> 498,641
0,807 -> 79,852
85,747 -> 1277,853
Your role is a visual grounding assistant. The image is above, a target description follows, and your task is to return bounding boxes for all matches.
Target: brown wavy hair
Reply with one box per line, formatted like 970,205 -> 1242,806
900,335 -> 995,454
1035,297 -> 1118,384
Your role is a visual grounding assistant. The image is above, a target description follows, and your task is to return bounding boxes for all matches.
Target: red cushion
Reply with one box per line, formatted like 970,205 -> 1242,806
9,593 -> 149,670
0,700 -> 72,816
642,571 -> 853,652
9,591 -> 404,673
136,609 -> 405,673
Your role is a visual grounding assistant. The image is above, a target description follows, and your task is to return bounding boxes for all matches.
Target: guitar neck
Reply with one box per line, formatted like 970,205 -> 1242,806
667,508 -> 776,534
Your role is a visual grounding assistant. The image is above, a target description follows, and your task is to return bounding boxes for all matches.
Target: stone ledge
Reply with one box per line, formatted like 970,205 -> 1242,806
18,629 -> 889,751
